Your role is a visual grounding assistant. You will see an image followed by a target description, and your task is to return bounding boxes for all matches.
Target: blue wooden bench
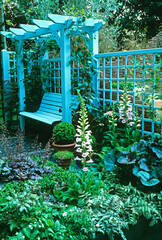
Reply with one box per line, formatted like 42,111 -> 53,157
19,92 -> 79,125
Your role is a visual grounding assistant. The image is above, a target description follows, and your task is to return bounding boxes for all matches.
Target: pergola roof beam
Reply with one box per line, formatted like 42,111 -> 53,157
0,31 -> 15,38
32,19 -> 54,29
9,28 -> 26,36
48,14 -> 75,24
20,24 -> 39,32
93,22 -> 104,33
48,14 -> 104,27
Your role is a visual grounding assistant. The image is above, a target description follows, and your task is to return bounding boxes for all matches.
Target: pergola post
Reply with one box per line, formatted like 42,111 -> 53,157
60,29 -> 72,123
17,40 -> 25,131
88,31 -> 99,107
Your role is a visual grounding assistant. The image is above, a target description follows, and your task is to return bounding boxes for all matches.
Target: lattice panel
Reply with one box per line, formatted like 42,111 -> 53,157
95,49 -> 162,136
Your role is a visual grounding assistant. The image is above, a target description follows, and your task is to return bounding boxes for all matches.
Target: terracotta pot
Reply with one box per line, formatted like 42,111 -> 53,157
56,158 -> 72,169
52,142 -> 76,153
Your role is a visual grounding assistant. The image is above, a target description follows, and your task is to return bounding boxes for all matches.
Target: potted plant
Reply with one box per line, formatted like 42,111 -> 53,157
53,151 -> 74,169
52,122 -> 76,152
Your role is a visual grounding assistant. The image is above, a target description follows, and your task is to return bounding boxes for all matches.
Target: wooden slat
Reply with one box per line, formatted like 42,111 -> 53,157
40,103 -> 61,111
19,92 -> 79,125
20,24 -> 39,32
9,28 -> 26,36
38,107 -> 61,115
41,99 -> 62,106
32,19 -> 54,28
20,111 -> 61,124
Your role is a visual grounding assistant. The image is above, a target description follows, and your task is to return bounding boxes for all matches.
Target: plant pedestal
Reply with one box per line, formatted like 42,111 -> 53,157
56,158 -> 72,169
52,142 -> 76,153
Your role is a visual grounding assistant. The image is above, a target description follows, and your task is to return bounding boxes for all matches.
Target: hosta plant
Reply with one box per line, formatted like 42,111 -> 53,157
104,140 -> 162,187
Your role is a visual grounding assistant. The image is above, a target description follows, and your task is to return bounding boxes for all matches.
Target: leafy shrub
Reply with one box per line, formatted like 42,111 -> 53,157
89,183 -> 162,240
0,181 -> 66,240
61,206 -> 95,240
39,163 -> 77,191
53,122 -> 76,144
112,81 -> 133,91
54,170 -> 102,205
104,140 -> 162,187
54,151 -> 74,160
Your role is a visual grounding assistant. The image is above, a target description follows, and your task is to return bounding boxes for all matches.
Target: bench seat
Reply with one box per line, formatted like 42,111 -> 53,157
19,92 -> 79,125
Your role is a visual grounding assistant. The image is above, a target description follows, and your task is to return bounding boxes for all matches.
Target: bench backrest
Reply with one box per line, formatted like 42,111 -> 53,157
38,92 -> 79,117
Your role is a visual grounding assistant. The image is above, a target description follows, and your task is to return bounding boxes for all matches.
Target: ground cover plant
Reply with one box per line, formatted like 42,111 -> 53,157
0,92 -> 162,240
0,163 -> 161,240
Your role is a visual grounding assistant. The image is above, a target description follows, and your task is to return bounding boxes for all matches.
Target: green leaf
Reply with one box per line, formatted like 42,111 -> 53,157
141,178 -> 160,186
31,230 -> 39,239
104,149 -> 116,171
137,171 -> 150,181
152,147 -> 162,159
23,227 -> 31,238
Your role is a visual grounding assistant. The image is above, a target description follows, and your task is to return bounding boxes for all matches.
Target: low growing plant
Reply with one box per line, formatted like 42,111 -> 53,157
0,181 -> 66,240
104,140 -> 162,187
0,125 -> 53,182
54,151 -> 74,160
88,183 -> 162,240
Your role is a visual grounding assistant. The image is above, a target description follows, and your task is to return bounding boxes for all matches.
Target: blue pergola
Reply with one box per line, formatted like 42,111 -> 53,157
1,14 -> 104,131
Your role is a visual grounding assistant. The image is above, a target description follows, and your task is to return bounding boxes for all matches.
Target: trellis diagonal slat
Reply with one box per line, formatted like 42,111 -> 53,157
93,22 -> 103,32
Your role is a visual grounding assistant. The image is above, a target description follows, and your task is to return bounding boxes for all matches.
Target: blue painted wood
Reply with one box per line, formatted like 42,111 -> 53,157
17,40 -> 25,131
0,15 -> 105,129
48,14 -> 74,24
20,24 -> 39,32
1,50 -> 11,124
60,28 -> 71,123
95,48 -> 162,58
95,48 -> 162,137
0,31 -> 15,38
32,19 -> 53,28
19,93 -> 79,125
9,28 -> 26,36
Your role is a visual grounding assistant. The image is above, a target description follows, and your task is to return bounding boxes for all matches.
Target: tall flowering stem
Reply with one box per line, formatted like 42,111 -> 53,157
119,77 -> 140,145
75,91 -> 93,170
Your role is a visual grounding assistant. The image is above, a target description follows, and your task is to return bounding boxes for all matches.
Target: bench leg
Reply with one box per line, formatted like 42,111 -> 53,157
20,115 -> 25,132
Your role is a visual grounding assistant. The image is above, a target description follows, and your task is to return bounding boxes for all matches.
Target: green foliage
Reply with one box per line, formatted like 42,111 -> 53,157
39,163 -> 77,191
70,34 -> 96,102
0,181 -> 66,240
54,170 -> 102,205
4,0 -> 60,29
64,0 -> 120,52
54,151 -> 74,160
89,182 -> 162,239
104,140 -> 162,187
115,0 -> 161,41
0,162 -> 162,240
53,122 -> 76,144
112,81 -> 133,91
61,206 -> 95,240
